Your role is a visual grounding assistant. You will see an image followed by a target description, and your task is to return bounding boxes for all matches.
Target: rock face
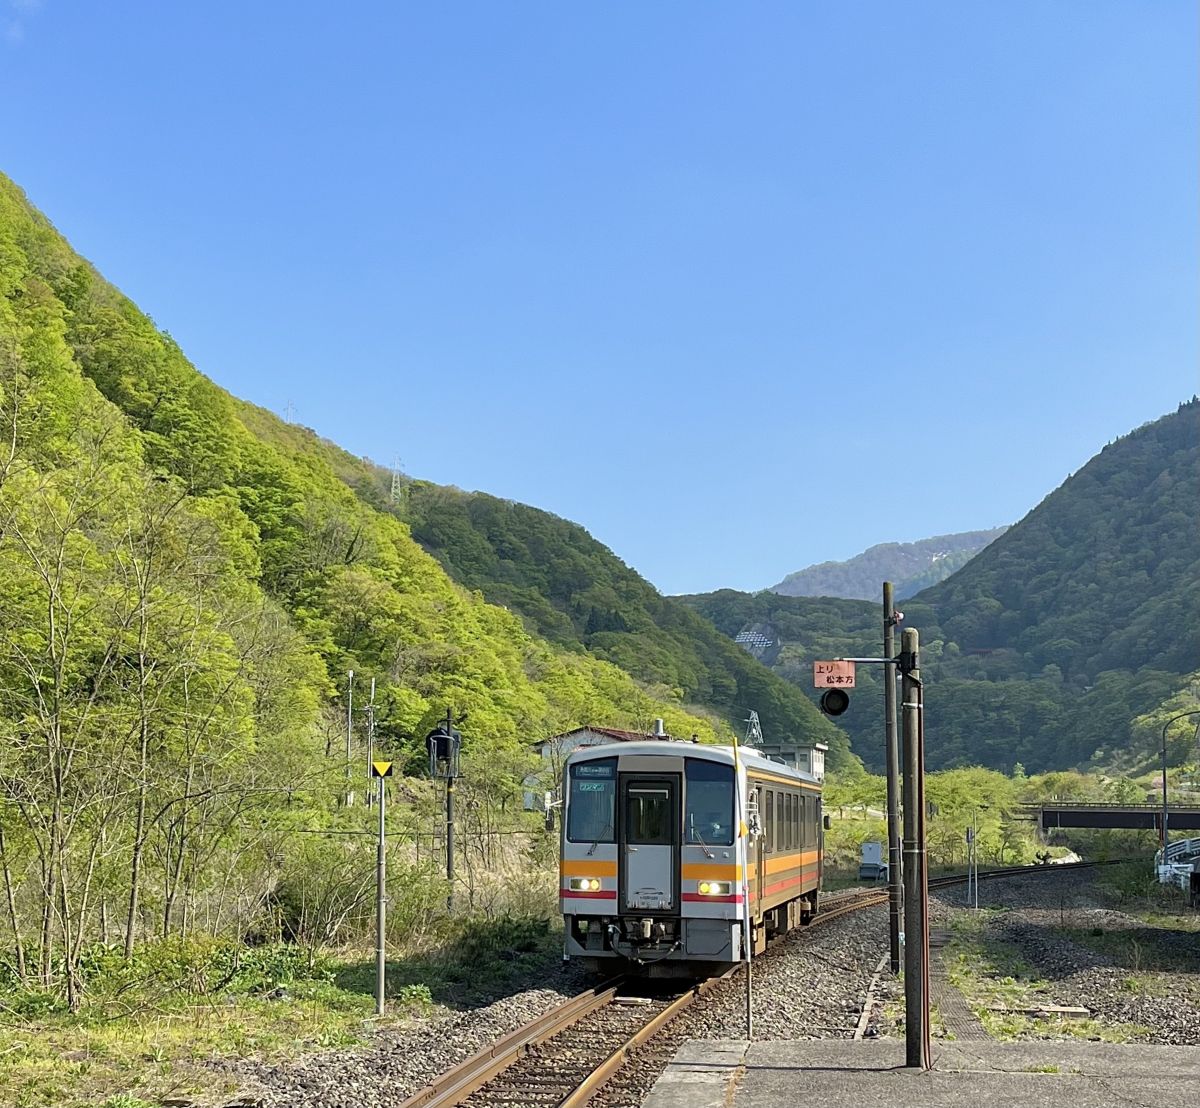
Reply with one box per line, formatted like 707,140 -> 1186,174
771,528 -> 1008,601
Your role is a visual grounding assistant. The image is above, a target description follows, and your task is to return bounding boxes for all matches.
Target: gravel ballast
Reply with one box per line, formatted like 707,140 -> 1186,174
213,867 -> 1200,1107
932,867 -> 1200,1046
214,964 -> 593,1108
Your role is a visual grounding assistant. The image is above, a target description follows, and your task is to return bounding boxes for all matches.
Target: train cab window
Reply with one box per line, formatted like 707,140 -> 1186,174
625,785 -> 672,845
685,760 -> 734,846
765,791 -> 774,852
567,758 -> 617,844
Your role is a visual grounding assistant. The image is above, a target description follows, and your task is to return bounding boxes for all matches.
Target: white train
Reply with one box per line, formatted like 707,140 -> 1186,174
558,740 -> 824,974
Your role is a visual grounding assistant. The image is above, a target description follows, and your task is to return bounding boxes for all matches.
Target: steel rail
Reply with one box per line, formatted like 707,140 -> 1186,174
398,861 -> 1105,1108
395,975 -> 628,1108
558,967 -> 736,1108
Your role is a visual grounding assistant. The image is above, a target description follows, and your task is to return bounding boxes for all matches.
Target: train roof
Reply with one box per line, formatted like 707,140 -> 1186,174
564,740 -> 821,787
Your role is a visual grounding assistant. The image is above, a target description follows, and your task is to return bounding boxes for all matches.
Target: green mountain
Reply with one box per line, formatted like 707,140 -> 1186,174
0,171 -> 746,987
684,401 -> 1200,774
770,528 -> 1008,601
225,413 -> 854,770
397,485 -> 854,767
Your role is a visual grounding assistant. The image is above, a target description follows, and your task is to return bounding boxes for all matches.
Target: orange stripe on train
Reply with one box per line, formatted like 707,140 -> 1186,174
559,860 -> 618,878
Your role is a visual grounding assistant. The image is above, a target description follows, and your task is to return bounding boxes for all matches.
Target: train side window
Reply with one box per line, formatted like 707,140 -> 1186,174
791,794 -> 798,850
785,793 -> 792,850
800,795 -> 808,849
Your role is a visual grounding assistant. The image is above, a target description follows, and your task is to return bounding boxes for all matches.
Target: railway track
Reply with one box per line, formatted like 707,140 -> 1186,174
398,861 -> 1103,1108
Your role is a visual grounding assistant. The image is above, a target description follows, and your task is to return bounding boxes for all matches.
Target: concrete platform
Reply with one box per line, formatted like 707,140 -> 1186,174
642,1039 -> 1200,1108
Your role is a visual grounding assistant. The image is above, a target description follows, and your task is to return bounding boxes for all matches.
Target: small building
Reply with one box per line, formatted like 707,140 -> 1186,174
753,740 -> 827,783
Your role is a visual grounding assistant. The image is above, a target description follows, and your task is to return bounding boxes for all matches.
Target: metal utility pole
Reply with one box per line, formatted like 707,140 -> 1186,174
1160,710 -> 1200,850
883,583 -> 902,975
345,670 -> 355,807
444,709 -> 456,913
372,758 -> 393,1016
427,712 -> 463,914
900,627 -> 930,1070
967,820 -> 977,909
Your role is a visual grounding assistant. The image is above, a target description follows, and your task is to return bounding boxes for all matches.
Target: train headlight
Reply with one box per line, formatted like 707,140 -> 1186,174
569,877 -> 602,892
697,880 -> 732,896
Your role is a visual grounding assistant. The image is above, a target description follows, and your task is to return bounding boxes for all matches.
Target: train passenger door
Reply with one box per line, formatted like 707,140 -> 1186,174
619,775 -> 679,912
753,785 -> 765,922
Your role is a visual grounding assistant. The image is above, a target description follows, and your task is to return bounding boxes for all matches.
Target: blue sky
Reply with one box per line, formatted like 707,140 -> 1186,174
2,2 -> 1195,593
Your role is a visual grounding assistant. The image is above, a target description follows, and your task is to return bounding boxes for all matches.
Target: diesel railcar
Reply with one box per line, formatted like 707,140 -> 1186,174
559,740 -> 823,973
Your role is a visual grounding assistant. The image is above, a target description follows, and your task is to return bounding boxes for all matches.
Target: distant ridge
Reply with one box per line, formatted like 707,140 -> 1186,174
770,528 -> 1008,601
684,400 -> 1200,774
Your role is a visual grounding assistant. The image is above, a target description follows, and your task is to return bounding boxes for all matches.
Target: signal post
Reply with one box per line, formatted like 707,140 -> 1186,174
817,601 -> 929,1070
371,757 -> 393,1016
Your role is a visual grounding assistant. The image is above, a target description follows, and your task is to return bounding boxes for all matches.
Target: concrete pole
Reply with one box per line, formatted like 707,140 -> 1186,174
901,627 -> 930,1070
366,678 -> 376,807
345,670 -> 354,807
883,582 -> 902,975
376,772 -> 386,1016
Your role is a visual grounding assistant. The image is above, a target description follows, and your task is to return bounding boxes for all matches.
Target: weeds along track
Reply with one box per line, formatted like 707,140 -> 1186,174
397,862 -> 1105,1108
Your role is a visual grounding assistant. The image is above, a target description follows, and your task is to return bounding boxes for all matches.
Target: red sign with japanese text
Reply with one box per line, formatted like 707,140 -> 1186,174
813,660 -> 856,688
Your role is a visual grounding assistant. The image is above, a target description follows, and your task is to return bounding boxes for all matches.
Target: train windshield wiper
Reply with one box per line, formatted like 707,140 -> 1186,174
689,816 -> 715,859
587,823 -> 613,855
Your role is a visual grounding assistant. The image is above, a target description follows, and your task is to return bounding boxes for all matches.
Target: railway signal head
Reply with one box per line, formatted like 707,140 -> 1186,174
819,688 -> 850,717
426,724 -> 462,779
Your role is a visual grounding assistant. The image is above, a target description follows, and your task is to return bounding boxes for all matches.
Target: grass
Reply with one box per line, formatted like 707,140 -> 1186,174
0,915 -> 563,1108
0,975 -> 381,1107
943,911 -> 1153,1044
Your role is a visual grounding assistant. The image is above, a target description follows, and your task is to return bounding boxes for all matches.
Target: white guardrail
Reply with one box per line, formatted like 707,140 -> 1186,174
1156,837 -> 1200,890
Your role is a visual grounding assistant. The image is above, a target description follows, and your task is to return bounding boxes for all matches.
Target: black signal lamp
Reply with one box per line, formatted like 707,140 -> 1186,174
819,688 -> 851,717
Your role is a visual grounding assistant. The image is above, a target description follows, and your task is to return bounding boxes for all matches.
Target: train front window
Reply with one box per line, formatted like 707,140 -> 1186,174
684,760 -> 734,846
567,758 -> 617,844
625,785 -> 673,845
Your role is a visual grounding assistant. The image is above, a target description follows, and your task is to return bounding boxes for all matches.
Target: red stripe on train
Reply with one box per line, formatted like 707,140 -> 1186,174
760,872 -> 818,897
681,893 -> 744,903
560,888 -> 617,900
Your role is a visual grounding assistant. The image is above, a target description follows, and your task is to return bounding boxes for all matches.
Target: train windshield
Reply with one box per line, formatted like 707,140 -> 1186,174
567,758 -> 617,843
685,760 -> 734,846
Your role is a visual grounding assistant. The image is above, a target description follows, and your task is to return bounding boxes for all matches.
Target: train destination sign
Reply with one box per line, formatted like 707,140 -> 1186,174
813,660 -> 856,688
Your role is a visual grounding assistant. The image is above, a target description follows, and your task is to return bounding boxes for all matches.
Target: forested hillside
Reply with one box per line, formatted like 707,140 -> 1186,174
771,528 -> 1008,600
400,486 -> 852,764
222,416 -> 855,769
685,401 -> 1200,774
0,173 -> 733,1000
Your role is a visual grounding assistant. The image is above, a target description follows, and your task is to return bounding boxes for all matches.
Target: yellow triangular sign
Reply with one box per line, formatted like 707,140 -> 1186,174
371,761 -> 393,778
